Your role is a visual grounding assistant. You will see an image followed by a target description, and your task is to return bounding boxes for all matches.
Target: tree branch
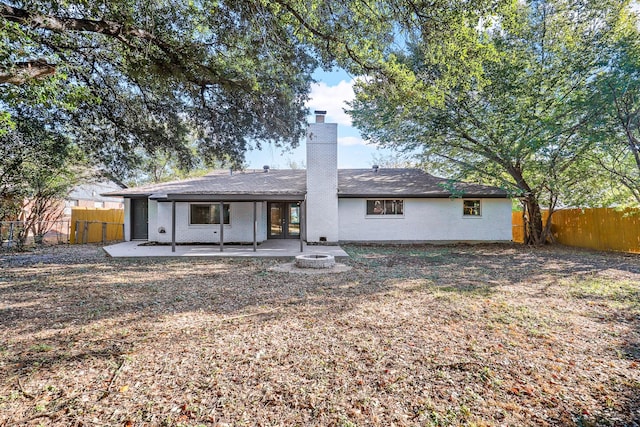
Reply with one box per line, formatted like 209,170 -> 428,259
0,60 -> 56,84
0,2 -> 243,89
1,3 -> 155,41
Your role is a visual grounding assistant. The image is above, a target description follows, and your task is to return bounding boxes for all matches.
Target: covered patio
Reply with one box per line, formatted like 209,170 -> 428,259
155,195 -> 306,253
103,239 -> 349,258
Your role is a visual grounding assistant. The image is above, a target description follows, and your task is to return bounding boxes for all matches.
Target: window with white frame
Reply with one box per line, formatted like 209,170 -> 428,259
366,199 -> 404,216
190,204 -> 230,225
463,200 -> 481,216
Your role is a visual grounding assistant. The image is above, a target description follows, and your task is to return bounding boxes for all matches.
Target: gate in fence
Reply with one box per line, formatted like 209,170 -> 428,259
69,208 -> 124,244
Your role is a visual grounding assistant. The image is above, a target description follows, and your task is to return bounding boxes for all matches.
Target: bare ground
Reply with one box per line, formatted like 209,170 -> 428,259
0,243 -> 639,426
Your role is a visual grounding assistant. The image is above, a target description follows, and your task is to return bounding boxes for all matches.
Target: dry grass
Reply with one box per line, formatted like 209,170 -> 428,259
0,243 -> 639,426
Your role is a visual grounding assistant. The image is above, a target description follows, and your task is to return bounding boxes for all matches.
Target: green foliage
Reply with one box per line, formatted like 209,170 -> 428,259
586,12 -> 640,205
1,0 -> 320,177
124,144 -> 218,187
1,0 -> 511,183
350,0 -> 636,243
0,109 -> 85,245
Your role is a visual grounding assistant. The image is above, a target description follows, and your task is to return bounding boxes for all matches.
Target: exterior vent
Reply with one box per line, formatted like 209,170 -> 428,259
263,165 -> 270,173
372,165 -> 379,173
314,110 -> 327,123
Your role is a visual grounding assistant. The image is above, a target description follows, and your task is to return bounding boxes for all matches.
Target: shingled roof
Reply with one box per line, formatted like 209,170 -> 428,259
104,168 -> 508,199
338,169 -> 508,198
104,169 -> 307,200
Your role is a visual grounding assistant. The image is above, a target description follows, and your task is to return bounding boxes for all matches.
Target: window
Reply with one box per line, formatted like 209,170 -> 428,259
366,199 -> 404,216
463,200 -> 481,216
190,204 -> 230,225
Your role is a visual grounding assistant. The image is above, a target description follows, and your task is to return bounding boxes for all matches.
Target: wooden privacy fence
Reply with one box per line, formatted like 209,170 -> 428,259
513,208 -> 640,254
70,208 -> 124,244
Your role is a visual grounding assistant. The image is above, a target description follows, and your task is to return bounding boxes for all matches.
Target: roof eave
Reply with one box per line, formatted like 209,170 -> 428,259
338,193 -> 510,199
163,193 -> 306,202
102,192 -> 152,198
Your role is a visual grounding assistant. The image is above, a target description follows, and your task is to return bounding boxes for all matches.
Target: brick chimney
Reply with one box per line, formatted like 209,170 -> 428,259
306,110 -> 338,243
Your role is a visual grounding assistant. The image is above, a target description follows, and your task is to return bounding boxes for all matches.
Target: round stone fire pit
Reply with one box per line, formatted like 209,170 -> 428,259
295,254 -> 336,269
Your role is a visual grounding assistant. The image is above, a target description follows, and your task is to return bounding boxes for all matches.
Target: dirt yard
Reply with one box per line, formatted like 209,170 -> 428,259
1,243 -> 639,426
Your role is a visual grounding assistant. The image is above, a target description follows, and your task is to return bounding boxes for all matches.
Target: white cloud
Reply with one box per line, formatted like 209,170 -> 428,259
307,80 -> 354,126
338,136 -> 366,146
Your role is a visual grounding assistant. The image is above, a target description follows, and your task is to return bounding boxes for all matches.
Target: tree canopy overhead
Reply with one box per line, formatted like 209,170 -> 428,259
1,0 -> 513,180
587,11 -> 640,205
1,0 -> 327,176
350,0 -> 638,244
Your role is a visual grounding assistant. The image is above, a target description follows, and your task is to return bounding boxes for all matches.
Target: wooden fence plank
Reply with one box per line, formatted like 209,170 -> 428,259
512,208 -> 640,253
70,208 -> 124,244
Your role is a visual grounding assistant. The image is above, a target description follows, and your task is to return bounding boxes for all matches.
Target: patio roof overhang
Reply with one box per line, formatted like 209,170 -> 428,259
149,193 -> 306,202
158,195 -> 307,255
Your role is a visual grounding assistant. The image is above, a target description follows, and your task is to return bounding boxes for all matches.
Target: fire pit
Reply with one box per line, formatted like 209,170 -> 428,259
294,254 -> 336,269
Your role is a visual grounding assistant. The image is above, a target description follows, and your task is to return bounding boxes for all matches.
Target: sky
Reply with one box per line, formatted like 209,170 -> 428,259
245,2 -> 640,170
244,68 -> 398,169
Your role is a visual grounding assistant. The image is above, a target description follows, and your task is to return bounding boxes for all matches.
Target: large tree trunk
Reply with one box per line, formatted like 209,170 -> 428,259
508,166 -> 548,245
522,195 -> 549,245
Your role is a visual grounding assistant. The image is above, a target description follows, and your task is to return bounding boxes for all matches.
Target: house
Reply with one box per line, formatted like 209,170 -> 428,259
63,179 -> 125,217
104,112 -> 512,250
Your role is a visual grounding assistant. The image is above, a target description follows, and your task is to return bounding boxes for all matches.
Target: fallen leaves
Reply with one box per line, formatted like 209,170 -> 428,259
0,243 -> 638,425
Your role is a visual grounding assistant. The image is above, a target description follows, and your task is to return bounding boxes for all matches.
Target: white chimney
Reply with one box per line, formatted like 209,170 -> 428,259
306,110 -> 338,243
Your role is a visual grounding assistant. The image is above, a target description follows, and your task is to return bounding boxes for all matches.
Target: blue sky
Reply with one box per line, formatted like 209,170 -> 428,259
246,3 -> 640,170
244,68 -> 398,169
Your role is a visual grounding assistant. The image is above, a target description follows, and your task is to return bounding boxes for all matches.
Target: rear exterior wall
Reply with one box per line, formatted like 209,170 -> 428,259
337,198 -> 513,242
140,200 -> 267,243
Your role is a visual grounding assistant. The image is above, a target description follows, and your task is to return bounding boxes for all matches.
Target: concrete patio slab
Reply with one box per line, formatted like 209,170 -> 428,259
103,240 -> 349,259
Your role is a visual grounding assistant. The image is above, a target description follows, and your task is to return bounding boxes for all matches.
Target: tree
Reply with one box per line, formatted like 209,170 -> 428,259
20,163 -> 78,245
0,1 -> 320,174
0,111 -> 84,247
370,152 -> 416,169
123,144 -> 226,187
350,0 -> 633,244
588,16 -> 640,205
1,0 -> 512,179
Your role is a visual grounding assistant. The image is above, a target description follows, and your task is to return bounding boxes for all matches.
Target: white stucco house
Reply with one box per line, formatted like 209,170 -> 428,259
105,112 -> 512,251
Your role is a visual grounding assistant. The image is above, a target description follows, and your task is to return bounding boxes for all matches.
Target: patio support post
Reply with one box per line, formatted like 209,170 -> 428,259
300,200 -> 304,253
171,200 -> 176,252
253,201 -> 257,252
219,201 -> 224,252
